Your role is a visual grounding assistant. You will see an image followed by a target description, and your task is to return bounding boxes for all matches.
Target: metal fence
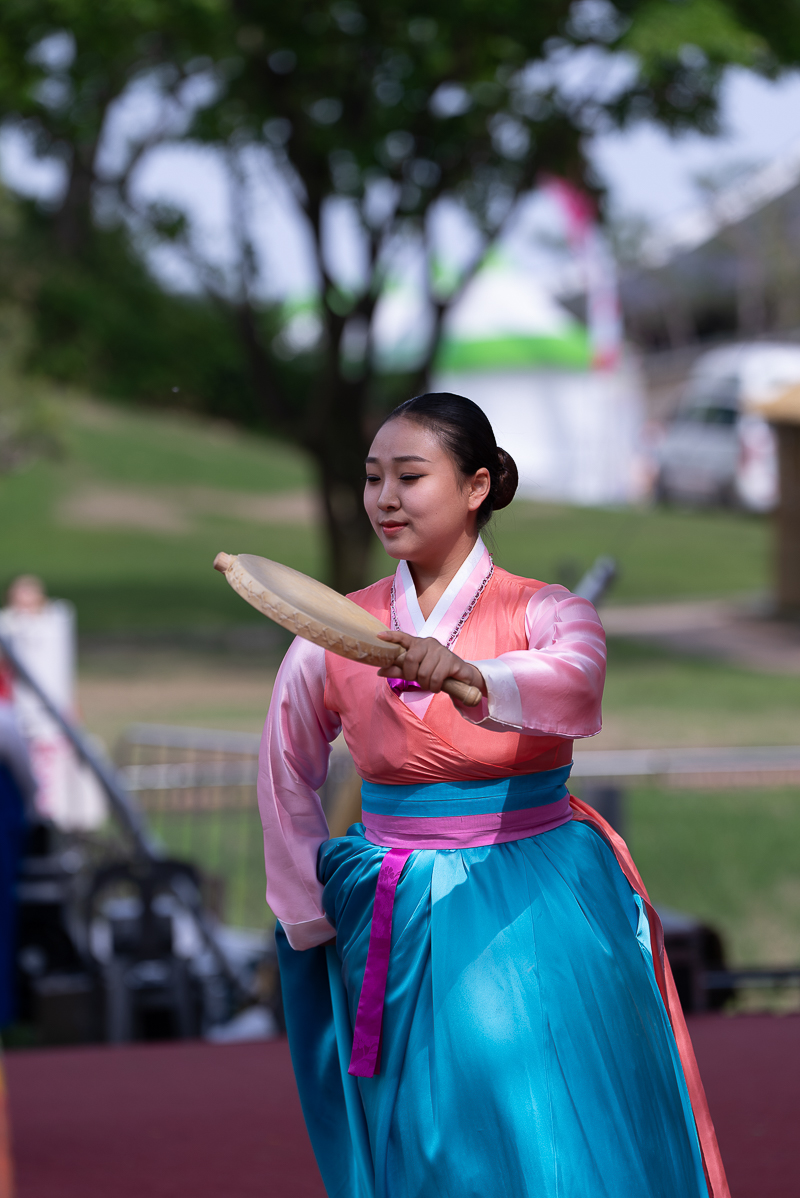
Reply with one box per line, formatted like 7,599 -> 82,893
115,724 -> 358,930
571,745 -> 800,789
116,725 -> 800,1010
116,725 -> 265,929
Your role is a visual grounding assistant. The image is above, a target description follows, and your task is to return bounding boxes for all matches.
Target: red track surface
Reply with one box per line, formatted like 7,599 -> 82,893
5,1015 -> 799,1198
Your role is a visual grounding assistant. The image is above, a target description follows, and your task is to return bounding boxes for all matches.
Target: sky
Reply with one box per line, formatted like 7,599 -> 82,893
4,65 -> 800,300
591,67 -> 800,224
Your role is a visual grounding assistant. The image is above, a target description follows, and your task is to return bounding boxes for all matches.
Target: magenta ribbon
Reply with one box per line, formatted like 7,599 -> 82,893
348,846 -> 412,1078
348,800 -> 574,1080
387,677 -> 423,695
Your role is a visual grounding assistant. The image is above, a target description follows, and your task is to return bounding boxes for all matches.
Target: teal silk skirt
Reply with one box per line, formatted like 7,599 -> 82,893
276,778 -> 708,1198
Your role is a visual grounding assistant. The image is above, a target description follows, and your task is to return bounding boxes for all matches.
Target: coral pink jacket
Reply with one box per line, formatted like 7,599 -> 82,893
258,541 -> 605,950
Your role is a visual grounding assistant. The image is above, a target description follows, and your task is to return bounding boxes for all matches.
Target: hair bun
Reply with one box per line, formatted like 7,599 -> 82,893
492,447 -> 518,510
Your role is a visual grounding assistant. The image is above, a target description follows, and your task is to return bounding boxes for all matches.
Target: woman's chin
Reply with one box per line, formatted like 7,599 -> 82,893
378,531 -> 415,559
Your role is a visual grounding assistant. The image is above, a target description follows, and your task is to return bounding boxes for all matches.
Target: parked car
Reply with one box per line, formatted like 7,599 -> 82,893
656,342 -> 800,510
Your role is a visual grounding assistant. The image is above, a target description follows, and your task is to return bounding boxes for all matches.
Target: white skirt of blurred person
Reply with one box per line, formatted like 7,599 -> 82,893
0,596 -> 106,830
27,735 -> 106,830
736,414 -> 778,512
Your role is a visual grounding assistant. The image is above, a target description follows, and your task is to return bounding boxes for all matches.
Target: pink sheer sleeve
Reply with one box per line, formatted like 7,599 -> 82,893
464,584 -> 606,738
257,637 -> 342,950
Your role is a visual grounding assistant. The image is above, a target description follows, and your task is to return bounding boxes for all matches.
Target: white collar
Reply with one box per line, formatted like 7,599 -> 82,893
396,537 -> 489,639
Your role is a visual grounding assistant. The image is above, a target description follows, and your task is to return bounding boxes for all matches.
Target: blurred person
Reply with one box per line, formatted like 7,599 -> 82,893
0,681 -> 34,1030
736,413 -> 777,512
260,394 -> 728,1198
0,577 -> 104,830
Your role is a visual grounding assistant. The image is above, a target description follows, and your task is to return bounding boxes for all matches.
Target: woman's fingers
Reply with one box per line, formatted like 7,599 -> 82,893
376,632 -> 485,695
377,630 -> 414,647
428,659 -> 458,692
411,640 -> 457,690
376,629 -> 415,677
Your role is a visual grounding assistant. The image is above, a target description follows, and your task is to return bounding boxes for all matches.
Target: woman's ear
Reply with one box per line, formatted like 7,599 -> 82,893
466,467 -> 491,511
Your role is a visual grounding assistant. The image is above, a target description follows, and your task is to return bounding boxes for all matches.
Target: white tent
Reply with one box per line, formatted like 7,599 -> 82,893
373,254 -> 646,505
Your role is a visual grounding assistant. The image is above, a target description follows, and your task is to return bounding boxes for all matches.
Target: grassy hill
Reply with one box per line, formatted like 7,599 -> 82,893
0,398 -> 320,631
0,394 -> 771,633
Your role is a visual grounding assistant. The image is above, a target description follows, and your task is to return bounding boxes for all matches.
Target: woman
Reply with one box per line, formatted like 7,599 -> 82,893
258,393 -> 728,1198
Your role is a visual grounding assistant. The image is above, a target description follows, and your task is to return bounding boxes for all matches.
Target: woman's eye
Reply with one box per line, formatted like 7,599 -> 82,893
365,474 -> 380,484
399,474 -> 422,482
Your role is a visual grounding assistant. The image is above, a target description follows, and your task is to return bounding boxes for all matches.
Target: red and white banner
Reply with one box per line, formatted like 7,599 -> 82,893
543,177 -> 623,372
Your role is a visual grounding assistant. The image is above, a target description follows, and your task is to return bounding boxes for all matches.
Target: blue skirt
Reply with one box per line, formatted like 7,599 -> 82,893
277,818 -> 708,1198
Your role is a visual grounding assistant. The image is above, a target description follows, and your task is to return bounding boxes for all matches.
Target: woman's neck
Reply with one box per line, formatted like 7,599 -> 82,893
407,533 -> 481,620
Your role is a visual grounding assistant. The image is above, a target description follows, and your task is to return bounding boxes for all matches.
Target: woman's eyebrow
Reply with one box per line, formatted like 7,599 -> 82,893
364,455 -> 430,463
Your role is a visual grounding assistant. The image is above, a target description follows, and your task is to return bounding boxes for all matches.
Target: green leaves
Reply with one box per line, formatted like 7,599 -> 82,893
623,0 -> 766,70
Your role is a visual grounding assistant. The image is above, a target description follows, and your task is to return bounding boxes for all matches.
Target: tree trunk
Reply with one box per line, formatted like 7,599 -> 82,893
302,337 -> 382,594
316,459 -> 376,595
234,297 -> 379,592
55,146 -> 99,256
774,421 -> 800,616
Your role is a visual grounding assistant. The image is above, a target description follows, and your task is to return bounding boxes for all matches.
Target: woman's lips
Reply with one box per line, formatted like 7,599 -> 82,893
380,521 -> 406,535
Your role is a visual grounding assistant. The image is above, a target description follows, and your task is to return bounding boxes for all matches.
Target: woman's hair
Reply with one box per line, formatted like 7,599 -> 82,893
383,392 -> 518,529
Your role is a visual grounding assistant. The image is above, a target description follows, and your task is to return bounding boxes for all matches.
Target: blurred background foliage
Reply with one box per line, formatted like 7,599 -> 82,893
0,305 -> 65,471
1,0 -> 799,588
1,0 -> 799,976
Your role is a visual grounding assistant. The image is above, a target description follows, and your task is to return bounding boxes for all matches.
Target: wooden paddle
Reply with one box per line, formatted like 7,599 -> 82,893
213,552 -> 483,707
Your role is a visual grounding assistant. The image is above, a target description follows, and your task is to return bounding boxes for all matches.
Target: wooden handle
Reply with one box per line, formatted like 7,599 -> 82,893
214,552 -> 235,573
443,677 -> 483,707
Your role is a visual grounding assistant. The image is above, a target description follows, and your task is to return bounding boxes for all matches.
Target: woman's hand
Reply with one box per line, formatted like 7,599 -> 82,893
376,630 -> 487,697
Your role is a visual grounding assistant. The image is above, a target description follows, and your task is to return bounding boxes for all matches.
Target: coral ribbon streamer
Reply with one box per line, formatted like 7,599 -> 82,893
569,795 -> 731,1198
0,1056 -> 13,1198
346,792 -> 731,1198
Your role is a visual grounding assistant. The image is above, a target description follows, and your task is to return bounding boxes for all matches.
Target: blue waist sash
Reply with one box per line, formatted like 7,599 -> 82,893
360,764 -> 572,818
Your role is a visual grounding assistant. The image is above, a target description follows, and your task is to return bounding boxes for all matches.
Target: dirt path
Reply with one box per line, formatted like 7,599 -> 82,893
78,651 -> 276,749
602,597 -> 800,674
61,485 -> 319,534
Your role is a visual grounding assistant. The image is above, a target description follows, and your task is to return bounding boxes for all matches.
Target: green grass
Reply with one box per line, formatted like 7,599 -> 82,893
1,396 -> 773,632
0,465 -> 323,630
490,500 -> 769,604
598,638 -> 800,747
617,786 -> 800,968
0,399 -> 322,630
65,401 -> 312,492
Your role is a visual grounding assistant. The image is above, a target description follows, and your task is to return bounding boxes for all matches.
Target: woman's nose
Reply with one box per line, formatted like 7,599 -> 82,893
377,483 -> 399,510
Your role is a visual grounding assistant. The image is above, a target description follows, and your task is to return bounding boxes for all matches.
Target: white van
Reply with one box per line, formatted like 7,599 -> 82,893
656,342 -> 800,510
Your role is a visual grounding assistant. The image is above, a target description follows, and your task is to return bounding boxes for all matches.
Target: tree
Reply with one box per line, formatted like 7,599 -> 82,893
152,0 -> 781,590
0,2 -> 255,422
0,0 -> 794,589
0,0 -> 223,253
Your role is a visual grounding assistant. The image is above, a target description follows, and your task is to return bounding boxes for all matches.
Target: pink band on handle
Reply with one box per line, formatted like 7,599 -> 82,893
348,847 -> 412,1078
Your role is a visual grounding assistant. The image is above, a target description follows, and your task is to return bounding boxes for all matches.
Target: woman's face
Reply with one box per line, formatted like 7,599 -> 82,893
364,417 -> 490,564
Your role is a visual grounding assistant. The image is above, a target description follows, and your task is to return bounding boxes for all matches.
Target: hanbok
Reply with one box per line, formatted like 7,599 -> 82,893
258,538 -> 729,1198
